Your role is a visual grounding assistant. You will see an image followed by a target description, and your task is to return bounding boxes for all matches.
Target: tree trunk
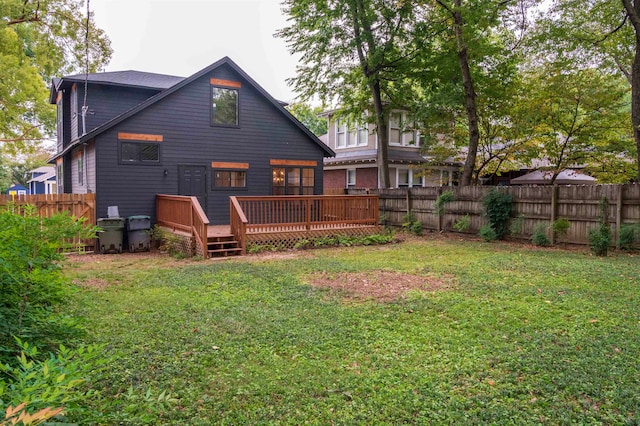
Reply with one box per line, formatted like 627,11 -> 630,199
453,0 -> 480,186
371,80 -> 390,188
622,0 -> 640,181
633,46 -> 640,182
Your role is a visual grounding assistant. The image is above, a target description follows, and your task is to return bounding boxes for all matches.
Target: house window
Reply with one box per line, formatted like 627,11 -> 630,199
397,168 -> 423,188
120,142 -> 160,163
77,153 -> 83,186
71,85 -> 78,140
57,163 -> 63,191
56,99 -> 63,148
347,169 -> 356,187
389,111 -> 419,147
213,169 -> 246,188
211,86 -> 239,126
336,120 -> 347,148
272,167 -> 314,195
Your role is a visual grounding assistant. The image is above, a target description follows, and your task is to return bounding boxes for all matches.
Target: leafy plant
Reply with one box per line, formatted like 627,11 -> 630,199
479,224 -> 497,241
402,211 -> 422,235
509,213 -> 525,237
435,190 -> 455,216
0,205 -> 97,362
588,196 -> 611,256
482,189 -> 513,239
0,339 -> 106,421
618,223 -> 640,251
453,215 -> 471,232
552,217 -> 570,241
531,223 -> 551,247
1,403 -> 63,426
149,225 -> 186,257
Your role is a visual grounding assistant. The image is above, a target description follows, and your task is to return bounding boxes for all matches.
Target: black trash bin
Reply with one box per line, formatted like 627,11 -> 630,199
97,217 -> 125,254
127,215 -> 151,252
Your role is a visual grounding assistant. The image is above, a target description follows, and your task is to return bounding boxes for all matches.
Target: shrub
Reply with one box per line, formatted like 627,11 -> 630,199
435,190 -> 455,216
453,215 -> 471,232
589,225 -> 611,256
479,224 -> 497,241
482,189 -> 513,239
509,214 -> 525,237
402,211 -> 422,235
0,205 -> 97,362
0,339 -> 106,422
618,223 -> 640,251
531,223 -> 550,246
588,196 -> 611,256
551,217 -> 570,241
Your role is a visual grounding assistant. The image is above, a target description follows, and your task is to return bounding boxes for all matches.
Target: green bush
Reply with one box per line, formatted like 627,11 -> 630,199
402,211 -> 422,235
531,223 -> 550,247
551,217 -> 570,241
589,225 -> 611,256
482,189 -> 513,239
0,339 -> 106,421
435,190 -> 455,216
479,224 -> 497,241
509,214 -> 525,237
588,196 -> 611,256
0,205 -> 97,362
618,223 -> 640,251
453,215 -> 471,232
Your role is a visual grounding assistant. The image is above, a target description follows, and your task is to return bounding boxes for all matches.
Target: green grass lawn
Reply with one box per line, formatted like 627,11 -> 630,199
64,236 -> 640,424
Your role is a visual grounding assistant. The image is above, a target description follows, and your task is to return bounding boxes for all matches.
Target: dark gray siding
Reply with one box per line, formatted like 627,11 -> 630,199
75,85 -> 160,136
95,63 -> 326,224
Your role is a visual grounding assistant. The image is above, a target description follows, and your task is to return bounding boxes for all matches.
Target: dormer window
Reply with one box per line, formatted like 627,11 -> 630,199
210,78 -> 241,127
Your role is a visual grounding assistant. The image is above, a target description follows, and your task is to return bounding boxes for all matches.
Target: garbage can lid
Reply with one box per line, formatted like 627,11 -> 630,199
127,215 -> 151,220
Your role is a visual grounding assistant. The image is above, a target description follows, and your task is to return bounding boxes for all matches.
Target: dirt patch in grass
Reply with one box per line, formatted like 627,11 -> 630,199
308,270 -> 453,303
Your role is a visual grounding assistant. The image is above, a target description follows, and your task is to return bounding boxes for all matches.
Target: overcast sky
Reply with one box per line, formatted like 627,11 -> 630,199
90,0 -> 301,103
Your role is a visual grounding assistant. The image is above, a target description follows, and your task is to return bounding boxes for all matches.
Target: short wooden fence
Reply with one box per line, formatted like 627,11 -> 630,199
0,193 -> 97,250
348,184 -> 640,247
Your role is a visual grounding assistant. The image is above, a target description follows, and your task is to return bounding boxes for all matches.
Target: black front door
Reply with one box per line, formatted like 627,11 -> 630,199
178,165 -> 207,212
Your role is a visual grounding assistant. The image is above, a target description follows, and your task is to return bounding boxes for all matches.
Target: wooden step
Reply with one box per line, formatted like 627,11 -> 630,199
206,236 -> 242,258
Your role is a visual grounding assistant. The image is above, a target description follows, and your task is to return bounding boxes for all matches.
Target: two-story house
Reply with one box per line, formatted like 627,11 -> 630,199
49,57 -> 334,224
321,110 -> 460,190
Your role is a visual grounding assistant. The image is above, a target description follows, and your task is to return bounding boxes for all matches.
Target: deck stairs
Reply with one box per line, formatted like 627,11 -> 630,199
206,233 -> 242,258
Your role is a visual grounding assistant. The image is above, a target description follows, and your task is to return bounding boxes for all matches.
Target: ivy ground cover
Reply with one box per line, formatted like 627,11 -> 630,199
65,238 -> 640,424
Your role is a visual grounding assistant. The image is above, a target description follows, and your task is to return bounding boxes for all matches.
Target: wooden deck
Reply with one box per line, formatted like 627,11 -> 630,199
158,194 -> 381,258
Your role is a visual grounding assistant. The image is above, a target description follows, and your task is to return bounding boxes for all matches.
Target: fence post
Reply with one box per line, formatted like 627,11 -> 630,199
615,185 -> 623,250
437,187 -> 443,232
550,185 -> 558,245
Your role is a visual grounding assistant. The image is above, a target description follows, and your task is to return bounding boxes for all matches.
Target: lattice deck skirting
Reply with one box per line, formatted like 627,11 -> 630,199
246,225 -> 383,250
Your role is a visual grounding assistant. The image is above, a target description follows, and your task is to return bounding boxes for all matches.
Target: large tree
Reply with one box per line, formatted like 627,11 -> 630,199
523,66 -> 634,183
535,0 -> 640,180
414,0 -> 531,185
277,0 -> 419,188
0,0 -> 111,153
286,102 -> 329,136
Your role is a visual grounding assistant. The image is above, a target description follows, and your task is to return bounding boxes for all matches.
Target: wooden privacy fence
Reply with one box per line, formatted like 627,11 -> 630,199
0,193 -> 97,250
348,184 -> 640,247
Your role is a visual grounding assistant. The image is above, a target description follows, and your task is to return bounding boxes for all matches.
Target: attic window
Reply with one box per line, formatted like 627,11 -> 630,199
211,79 -> 241,127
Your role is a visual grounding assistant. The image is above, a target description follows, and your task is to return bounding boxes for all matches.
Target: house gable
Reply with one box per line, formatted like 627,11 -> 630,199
57,57 -> 334,224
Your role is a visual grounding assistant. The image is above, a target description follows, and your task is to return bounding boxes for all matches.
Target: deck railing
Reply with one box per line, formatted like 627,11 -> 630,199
230,197 -> 248,255
156,194 -> 209,257
230,195 -> 379,235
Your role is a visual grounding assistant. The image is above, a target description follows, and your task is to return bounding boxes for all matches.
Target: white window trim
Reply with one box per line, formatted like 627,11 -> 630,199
395,168 -> 425,188
389,111 -> 420,147
336,120 -> 347,148
346,169 -> 356,187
